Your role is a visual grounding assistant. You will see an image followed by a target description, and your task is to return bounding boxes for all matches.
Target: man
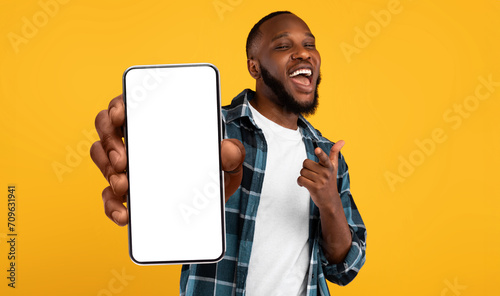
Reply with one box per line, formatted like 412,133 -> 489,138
91,11 -> 366,296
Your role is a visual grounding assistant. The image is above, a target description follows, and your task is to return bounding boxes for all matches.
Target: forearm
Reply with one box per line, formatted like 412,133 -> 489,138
318,192 -> 352,264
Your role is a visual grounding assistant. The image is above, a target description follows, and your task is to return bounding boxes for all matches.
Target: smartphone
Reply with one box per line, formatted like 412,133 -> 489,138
122,63 -> 225,265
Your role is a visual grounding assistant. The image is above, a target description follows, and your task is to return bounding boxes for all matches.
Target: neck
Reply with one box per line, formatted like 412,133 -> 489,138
250,89 -> 300,130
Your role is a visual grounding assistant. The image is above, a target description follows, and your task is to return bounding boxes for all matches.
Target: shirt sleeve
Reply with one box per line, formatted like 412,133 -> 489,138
319,152 -> 367,286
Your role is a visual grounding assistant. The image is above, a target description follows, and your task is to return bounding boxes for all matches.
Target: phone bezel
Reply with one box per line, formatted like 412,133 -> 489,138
122,63 -> 226,265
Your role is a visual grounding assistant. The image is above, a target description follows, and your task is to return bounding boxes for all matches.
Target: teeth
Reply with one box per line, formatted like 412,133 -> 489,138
289,68 -> 312,77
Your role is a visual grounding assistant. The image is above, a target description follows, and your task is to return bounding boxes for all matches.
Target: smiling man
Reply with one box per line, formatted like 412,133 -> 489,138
91,10 -> 366,296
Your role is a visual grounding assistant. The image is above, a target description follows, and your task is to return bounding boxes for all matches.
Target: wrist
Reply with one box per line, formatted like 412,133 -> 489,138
317,192 -> 342,215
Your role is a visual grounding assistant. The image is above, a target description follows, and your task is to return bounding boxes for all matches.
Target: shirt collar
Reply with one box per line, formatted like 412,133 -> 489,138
224,89 -> 323,141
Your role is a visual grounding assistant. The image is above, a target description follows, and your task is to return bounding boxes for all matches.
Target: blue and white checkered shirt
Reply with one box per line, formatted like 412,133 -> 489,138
180,89 -> 366,296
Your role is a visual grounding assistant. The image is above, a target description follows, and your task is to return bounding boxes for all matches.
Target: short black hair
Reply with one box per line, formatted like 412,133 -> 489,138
246,11 -> 293,58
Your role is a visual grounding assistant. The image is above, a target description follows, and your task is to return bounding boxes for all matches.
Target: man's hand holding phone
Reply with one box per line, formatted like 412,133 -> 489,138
90,94 -> 245,227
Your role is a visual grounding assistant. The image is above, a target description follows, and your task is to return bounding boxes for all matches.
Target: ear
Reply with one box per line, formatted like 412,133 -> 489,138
247,58 -> 260,79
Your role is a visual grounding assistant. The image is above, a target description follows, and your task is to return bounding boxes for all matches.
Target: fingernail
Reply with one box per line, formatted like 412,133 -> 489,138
111,211 -> 120,224
109,150 -> 120,167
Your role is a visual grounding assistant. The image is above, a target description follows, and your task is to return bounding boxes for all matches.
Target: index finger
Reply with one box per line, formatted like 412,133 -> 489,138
108,94 -> 125,127
94,95 -> 127,173
314,147 -> 333,169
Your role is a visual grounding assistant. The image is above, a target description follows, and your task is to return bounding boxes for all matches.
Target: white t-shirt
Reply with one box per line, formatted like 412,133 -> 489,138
245,103 -> 311,296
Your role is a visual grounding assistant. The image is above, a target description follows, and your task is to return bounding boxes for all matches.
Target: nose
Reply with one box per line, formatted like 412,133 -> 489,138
291,45 -> 311,60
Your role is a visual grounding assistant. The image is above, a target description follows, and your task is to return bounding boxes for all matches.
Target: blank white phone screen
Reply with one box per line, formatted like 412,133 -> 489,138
123,64 -> 225,265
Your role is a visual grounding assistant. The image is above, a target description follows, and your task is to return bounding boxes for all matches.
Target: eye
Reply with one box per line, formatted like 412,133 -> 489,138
275,44 -> 290,50
304,43 -> 316,49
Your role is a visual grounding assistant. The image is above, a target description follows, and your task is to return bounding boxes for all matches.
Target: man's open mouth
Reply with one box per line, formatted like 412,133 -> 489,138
289,67 -> 313,87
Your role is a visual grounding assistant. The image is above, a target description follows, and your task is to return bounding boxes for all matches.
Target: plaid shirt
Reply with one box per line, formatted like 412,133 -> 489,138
180,89 -> 366,296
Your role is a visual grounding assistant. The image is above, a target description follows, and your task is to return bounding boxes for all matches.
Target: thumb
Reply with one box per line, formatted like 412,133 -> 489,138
221,138 -> 245,172
329,140 -> 345,167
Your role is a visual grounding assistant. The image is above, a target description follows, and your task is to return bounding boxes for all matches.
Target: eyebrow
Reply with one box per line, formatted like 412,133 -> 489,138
271,32 -> 315,42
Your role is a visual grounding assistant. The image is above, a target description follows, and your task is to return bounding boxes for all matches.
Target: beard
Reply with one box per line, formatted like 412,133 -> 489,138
260,64 -> 321,116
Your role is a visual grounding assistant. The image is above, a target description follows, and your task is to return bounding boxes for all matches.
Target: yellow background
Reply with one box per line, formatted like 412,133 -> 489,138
1,0 -> 499,295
